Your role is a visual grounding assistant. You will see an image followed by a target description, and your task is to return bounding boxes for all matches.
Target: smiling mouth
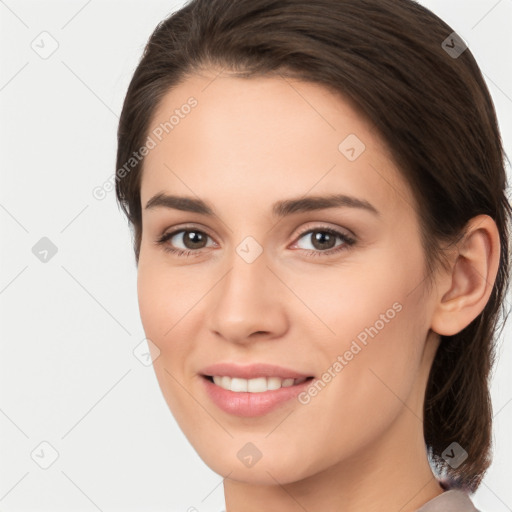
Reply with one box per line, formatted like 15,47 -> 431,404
203,375 -> 315,393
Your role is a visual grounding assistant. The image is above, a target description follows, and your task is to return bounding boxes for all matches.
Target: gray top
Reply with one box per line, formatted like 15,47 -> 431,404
415,489 -> 480,512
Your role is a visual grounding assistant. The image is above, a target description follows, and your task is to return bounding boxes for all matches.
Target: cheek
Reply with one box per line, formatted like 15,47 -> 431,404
137,263 -> 166,344
309,241 -> 425,348
136,254 -> 193,346
136,259 -> 202,424
287,291 -> 428,475
309,241 -> 428,412
136,258 -> 192,391
136,255 -> 206,390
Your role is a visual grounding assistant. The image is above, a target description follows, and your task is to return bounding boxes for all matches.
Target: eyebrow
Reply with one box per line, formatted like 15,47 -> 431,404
144,192 -> 379,217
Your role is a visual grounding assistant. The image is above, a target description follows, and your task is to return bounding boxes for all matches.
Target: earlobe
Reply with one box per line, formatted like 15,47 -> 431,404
430,215 -> 500,336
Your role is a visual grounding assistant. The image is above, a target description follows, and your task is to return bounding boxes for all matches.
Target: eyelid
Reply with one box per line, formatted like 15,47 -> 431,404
156,223 -> 219,250
159,221 -> 354,244
291,222 -> 355,242
161,223 -> 218,241
157,221 -> 356,256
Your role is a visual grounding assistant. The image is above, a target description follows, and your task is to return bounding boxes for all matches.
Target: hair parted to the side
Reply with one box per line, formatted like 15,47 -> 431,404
115,0 -> 511,493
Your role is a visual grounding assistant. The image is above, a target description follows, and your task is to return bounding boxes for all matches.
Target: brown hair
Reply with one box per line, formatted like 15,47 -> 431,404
115,0 -> 511,492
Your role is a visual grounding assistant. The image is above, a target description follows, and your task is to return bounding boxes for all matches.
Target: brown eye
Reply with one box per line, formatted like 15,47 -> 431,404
306,230 -> 338,250
156,229 -> 215,255
176,230 -> 209,250
294,226 -> 356,257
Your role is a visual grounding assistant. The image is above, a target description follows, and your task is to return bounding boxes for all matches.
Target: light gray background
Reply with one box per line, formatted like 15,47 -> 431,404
0,1 -> 511,510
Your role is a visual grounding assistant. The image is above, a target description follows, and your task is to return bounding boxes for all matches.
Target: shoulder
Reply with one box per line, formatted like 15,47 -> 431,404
415,479 -> 481,512
415,489 -> 481,512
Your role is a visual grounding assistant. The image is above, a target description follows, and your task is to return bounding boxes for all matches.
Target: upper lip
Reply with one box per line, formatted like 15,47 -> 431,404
200,362 -> 312,379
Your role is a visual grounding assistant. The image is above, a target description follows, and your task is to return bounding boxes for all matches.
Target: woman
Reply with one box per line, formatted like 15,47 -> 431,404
115,0 -> 510,510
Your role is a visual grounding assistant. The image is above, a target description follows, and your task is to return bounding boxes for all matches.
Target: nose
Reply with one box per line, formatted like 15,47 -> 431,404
206,249 -> 289,345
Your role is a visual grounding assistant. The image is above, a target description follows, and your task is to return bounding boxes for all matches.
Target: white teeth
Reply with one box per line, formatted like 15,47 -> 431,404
247,377 -> 267,392
230,377 -> 248,392
210,375 -> 308,392
267,377 -> 282,390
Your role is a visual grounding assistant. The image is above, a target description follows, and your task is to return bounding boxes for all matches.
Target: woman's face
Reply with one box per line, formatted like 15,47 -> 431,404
137,71 -> 441,485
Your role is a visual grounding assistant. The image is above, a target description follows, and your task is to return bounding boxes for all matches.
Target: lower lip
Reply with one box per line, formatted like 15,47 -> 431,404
201,376 -> 313,417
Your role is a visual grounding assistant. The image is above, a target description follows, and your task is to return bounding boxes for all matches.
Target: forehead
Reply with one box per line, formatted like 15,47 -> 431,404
140,71 -> 415,219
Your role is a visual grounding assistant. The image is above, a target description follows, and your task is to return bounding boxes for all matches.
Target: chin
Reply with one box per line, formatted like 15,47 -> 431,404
186,432 -> 324,486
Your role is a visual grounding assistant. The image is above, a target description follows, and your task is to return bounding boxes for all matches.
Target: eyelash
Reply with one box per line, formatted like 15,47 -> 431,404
155,225 -> 356,259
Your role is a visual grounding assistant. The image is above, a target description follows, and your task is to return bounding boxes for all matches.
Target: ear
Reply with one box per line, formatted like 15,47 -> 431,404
430,214 -> 501,336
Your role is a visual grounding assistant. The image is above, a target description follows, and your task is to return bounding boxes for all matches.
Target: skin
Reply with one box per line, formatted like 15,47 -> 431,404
136,70 -> 500,512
